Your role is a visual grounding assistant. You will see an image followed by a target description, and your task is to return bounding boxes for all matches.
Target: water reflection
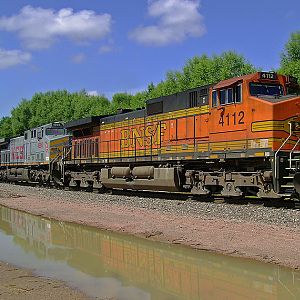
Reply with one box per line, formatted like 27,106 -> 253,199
0,205 -> 299,300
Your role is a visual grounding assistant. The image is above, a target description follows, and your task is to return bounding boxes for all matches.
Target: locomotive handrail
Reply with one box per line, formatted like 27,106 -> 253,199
49,150 -> 63,173
274,122 -> 292,190
61,146 -> 72,162
289,138 -> 300,169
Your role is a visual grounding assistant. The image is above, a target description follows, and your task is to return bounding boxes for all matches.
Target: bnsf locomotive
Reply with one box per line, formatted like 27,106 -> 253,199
1,71 -> 300,200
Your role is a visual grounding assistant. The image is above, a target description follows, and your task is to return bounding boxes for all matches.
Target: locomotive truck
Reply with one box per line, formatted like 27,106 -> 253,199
1,71 -> 300,201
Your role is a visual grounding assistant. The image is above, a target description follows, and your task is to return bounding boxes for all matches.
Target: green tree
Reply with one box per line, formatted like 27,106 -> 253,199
146,51 -> 257,100
11,100 -> 32,136
0,117 -> 13,138
181,51 -> 257,90
0,90 -> 111,137
280,31 -> 300,82
73,90 -> 111,118
111,93 -> 134,112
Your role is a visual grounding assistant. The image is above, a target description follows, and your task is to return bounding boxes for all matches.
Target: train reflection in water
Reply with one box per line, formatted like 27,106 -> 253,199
0,206 -> 299,300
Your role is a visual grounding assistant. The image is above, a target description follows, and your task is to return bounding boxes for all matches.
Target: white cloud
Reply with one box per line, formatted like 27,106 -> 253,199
0,6 -> 112,49
0,48 -> 31,69
87,90 -> 99,96
99,45 -> 114,54
130,0 -> 205,46
71,53 -> 86,64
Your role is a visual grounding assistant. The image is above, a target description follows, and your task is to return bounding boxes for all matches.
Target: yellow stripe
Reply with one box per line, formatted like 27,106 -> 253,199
0,162 -> 48,167
50,137 -> 69,147
252,116 -> 300,133
252,120 -> 287,132
100,105 -> 209,130
95,138 -> 276,159
197,144 -> 209,152
254,152 -> 265,157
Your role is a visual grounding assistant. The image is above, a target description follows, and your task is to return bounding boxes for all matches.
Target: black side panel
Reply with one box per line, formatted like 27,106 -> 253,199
146,84 -> 212,116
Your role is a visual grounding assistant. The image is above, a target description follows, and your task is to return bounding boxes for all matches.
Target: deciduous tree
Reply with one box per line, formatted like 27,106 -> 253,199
280,31 -> 300,82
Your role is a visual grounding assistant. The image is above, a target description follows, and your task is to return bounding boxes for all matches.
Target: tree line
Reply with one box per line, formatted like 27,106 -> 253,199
0,31 -> 299,138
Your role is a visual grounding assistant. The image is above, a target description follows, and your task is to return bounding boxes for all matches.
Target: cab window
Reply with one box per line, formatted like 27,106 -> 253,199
220,85 -> 242,105
228,88 -> 233,103
212,90 -> 218,107
249,83 -> 283,96
220,89 -> 226,105
45,128 -> 66,136
235,84 -> 242,103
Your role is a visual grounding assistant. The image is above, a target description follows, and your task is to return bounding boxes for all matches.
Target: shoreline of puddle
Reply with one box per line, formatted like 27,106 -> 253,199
0,260 -> 89,300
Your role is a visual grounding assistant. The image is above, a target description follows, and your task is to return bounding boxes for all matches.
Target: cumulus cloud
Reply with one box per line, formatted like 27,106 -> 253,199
130,0 -> 205,46
87,90 -> 99,96
0,6 -> 112,49
71,53 -> 86,64
0,48 -> 31,69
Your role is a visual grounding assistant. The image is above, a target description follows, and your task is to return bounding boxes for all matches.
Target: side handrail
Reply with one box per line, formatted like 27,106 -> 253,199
49,150 -> 64,178
274,122 -> 292,184
289,138 -> 300,169
61,146 -> 72,162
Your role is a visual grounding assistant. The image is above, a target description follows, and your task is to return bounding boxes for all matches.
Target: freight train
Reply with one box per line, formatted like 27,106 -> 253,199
1,71 -> 300,201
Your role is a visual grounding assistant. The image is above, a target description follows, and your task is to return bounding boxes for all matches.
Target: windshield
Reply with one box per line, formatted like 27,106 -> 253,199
45,128 -> 65,136
287,85 -> 300,95
249,83 -> 284,96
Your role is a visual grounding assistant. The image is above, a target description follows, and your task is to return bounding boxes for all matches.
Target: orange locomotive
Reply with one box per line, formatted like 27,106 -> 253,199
65,71 -> 300,200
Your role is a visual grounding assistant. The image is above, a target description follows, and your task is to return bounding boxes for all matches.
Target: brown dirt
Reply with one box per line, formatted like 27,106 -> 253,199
0,191 -> 299,270
0,261 -> 89,300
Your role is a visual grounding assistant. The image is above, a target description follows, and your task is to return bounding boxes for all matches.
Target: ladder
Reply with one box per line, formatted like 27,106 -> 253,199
274,122 -> 300,196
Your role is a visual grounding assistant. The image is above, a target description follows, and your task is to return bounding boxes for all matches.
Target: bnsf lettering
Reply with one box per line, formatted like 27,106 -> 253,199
120,123 -> 167,148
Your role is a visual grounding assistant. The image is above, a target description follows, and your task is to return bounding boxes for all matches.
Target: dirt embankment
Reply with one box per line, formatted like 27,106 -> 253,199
0,261 -> 89,300
0,183 -> 299,270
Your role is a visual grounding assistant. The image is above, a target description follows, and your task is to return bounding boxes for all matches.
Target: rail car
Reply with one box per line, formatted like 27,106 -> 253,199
0,122 -> 69,184
1,71 -> 300,201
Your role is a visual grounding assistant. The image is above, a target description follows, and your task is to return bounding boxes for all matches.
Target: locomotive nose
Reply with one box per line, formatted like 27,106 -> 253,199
293,173 -> 300,194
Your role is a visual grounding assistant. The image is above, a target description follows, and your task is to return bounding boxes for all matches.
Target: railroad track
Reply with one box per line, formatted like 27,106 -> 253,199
9,180 -> 300,210
109,189 -> 300,209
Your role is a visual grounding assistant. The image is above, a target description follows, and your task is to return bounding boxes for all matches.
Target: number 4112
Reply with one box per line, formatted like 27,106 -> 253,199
219,111 -> 245,126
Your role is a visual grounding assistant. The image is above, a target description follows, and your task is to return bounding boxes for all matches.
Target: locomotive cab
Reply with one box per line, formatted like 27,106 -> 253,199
248,72 -> 299,100
205,72 -> 300,198
246,72 -> 300,196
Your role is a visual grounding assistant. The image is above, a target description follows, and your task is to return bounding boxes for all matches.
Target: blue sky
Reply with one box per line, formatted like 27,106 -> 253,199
0,0 -> 299,118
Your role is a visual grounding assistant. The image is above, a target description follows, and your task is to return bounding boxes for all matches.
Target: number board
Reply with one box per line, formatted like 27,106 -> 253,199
52,122 -> 64,127
260,72 -> 278,80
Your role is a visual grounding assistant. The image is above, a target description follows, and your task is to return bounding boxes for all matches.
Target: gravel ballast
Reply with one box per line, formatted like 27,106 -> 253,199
0,182 -> 299,269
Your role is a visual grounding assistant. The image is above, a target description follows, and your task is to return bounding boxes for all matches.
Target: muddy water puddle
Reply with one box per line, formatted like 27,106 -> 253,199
0,205 -> 299,300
